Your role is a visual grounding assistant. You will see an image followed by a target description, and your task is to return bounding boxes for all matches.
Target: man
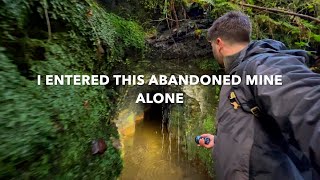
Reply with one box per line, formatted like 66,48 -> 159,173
198,11 -> 320,180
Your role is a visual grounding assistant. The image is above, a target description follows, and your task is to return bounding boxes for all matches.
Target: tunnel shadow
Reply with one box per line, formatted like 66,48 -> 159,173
143,93 -> 171,133
144,103 -> 162,123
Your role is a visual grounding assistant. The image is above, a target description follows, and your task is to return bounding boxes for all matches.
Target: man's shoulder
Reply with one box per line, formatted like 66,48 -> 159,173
238,51 -> 309,74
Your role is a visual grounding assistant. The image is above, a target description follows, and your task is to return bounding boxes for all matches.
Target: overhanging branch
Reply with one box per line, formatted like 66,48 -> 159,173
235,2 -> 320,23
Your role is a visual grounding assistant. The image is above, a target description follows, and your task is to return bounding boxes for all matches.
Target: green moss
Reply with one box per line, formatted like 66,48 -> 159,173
0,0 -> 145,179
168,85 -> 217,178
196,58 -> 220,72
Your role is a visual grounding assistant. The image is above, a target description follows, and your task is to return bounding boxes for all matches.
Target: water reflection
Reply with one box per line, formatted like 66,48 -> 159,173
120,110 -> 211,180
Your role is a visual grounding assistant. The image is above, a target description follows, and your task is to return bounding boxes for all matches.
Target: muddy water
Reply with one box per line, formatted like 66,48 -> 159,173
120,113 -> 211,180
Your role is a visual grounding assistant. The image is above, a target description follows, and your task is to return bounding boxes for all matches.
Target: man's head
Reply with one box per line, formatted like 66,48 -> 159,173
207,11 -> 252,65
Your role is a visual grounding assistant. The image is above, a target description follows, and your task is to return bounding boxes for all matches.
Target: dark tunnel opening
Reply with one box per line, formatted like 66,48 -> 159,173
144,103 -> 163,122
143,91 -> 172,133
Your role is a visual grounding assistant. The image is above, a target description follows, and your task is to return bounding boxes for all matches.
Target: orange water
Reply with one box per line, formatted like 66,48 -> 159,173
120,117 -> 211,180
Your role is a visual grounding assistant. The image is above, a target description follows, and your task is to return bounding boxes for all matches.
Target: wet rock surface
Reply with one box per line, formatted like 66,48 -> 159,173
146,18 -> 214,61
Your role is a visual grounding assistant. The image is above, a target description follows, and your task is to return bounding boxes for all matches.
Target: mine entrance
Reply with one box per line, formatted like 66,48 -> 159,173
119,91 -> 211,180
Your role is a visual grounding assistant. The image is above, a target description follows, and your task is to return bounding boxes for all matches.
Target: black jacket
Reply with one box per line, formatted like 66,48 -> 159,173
213,39 -> 320,180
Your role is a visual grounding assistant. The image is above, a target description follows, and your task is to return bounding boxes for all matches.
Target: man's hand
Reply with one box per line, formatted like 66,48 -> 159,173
197,134 -> 215,149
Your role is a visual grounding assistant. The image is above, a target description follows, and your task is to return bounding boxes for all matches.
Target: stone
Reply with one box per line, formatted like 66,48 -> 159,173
91,139 -> 106,155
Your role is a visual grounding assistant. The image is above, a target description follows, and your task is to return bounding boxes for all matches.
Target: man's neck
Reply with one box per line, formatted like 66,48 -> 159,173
222,43 -> 249,73
224,43 -> 248,57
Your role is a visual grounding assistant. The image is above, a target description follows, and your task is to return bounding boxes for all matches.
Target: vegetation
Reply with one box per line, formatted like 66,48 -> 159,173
168,85 -> 218,177
214,0 -> 320,52
185,113 -> 217,178
105,0 -> 319,56
197,58 -> 221,73
0,0 -> 144,179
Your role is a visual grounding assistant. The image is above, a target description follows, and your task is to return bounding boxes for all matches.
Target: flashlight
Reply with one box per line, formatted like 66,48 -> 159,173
195,136 -> 210,145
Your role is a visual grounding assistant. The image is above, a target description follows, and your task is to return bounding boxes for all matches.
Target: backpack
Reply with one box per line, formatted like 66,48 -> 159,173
229,53 -> 312,176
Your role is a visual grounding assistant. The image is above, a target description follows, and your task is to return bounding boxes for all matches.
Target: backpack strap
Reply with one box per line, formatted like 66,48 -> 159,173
229,53 -> 264,118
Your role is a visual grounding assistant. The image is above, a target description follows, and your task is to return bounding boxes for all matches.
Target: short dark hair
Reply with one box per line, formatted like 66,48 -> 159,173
207,11 -> 252,43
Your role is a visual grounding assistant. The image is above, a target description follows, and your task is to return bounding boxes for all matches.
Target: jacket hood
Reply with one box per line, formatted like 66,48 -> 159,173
225,39 -> 309,74
244,39 -> 308,61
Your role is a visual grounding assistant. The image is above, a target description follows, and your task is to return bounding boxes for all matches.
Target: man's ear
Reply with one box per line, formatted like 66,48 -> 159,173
216,38 -> 224,52
216,38 -> 223,46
